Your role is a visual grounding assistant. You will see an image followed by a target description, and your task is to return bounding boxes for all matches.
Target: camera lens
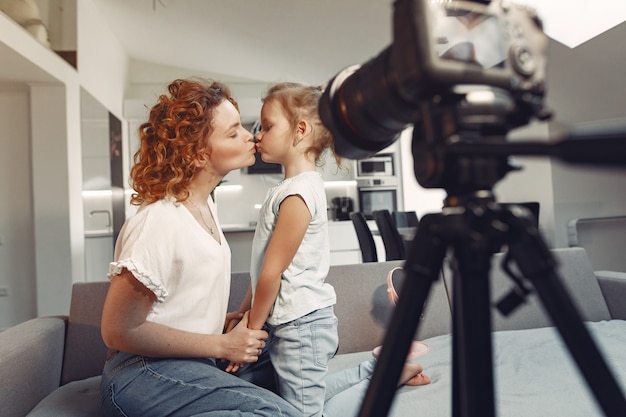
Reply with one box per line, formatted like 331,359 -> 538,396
319,46 -> 420,159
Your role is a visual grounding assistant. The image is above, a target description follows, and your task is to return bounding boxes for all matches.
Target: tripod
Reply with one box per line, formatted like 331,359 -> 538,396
357,92 -> 626,417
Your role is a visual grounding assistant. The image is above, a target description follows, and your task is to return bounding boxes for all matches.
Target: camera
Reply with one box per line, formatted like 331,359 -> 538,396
319,0 -> 549,160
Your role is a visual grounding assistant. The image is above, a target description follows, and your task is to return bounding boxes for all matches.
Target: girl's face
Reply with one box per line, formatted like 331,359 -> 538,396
255,99 -> 293,165
205,100 -> 256,175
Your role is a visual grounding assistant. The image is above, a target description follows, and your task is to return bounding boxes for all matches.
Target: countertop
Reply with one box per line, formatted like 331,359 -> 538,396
222,224 -> 256,233
223,220 -> 354,233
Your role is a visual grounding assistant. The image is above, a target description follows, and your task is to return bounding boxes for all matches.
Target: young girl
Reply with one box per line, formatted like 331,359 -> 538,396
252,82 -> 338,416
232,82 -> 429,417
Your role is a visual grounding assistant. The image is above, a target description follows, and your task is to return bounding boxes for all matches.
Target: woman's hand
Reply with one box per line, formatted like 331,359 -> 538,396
221,311 -> 267,371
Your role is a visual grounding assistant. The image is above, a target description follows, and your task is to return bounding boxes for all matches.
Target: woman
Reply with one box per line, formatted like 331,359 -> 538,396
99,78 -> 299,416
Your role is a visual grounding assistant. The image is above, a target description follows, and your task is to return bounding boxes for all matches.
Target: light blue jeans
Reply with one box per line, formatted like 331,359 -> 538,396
100,351 -> 300,416
323,359 -> 376,417
267,306 -> 376,417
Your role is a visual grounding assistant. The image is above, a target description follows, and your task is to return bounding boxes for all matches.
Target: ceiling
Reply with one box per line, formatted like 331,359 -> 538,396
91,0 -> 394,86
86,0 -> 626,124
89,0 -> 626,86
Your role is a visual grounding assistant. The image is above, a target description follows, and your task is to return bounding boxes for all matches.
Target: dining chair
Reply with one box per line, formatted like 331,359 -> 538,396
392,211 -> 419,228
349,212 -> 378,263
372,209 -> 406,261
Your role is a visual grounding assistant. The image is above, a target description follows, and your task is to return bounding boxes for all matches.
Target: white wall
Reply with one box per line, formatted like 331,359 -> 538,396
399,127 -> 447,220
0,0 -> 129,325
30,83 -> 83,316
0,85 -> 37,330
545,33 -> 626,253
398,26 -> 626,259
77,0 -> 128,119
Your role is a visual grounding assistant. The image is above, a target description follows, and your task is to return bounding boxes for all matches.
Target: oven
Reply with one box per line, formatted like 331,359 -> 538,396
357,177 -> 398,219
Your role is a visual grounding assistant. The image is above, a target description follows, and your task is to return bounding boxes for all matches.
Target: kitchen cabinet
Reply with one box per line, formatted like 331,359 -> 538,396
328,221 -> 362,265
225,220 -> 366,273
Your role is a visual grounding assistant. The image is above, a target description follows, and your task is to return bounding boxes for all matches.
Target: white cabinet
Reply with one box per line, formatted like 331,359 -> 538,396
226,221 -> 364,273
328,221 -> 362,265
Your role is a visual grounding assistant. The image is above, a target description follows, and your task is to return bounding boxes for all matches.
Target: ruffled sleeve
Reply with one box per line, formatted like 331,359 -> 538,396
107,201 -> 179,303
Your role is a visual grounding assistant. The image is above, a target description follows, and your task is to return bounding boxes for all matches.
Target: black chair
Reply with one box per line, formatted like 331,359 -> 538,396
372,209 -> 406,261
349,212 -> 378,263
392,211 -> 419,228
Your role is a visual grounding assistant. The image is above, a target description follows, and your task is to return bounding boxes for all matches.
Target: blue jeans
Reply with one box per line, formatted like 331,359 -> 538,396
267,306 -> 339,417
100,351 -> 300,417
323,359 -> 376,417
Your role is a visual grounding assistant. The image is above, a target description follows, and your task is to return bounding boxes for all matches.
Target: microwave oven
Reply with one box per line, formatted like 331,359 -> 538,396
356,154 -> 394,177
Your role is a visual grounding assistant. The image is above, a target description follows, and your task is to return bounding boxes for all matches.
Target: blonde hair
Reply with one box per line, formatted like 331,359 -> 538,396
262,82 -> 343,168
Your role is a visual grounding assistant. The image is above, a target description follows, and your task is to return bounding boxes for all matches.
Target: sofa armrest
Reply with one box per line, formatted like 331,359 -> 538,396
0,316 -> 67,417
596,271 -> 626,320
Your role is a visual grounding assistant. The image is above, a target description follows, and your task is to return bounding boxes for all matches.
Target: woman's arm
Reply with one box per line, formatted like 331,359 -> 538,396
101,269 -> 266,364
248,195 -> 311,330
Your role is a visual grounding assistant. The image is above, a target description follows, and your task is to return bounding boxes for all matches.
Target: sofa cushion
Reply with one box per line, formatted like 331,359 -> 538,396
0,317 -> 66,417
26,376 -> 103,417
61,282 -> 110,385
449,247 -> 612,332
328,320 -> 626,417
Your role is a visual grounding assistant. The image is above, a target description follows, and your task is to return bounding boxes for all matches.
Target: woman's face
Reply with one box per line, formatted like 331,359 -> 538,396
206,100 -> 256,175
255,99 -> 293,165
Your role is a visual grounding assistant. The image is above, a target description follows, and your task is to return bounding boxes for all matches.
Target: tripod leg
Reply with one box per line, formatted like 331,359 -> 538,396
507,224 -> 626,416
447,228 -> 499,417
358,213 -> 448,417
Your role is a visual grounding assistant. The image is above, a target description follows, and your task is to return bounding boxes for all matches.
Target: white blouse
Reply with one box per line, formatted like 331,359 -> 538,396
108,197 -> 231,335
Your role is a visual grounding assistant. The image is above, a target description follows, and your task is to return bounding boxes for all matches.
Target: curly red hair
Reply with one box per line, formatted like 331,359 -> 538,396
130,78 -> 237,206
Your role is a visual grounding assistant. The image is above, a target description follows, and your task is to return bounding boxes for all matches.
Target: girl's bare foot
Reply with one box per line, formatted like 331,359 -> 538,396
399,363 -> 431,386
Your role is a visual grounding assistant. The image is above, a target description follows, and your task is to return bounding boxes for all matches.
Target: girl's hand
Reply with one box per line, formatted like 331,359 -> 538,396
224,311 -> 244,333
224,360 -> 244,373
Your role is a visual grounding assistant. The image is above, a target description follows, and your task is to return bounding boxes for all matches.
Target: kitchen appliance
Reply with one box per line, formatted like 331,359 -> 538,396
357,177 -> 399,219
330,196 -> 354,221
356,153 -> 394,177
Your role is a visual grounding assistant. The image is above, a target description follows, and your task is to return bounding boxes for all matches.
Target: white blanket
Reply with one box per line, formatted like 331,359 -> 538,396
329,320 -> 626,416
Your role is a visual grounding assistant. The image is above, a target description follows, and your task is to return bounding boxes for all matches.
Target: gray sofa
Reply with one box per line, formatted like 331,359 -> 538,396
2,247 -> 626,416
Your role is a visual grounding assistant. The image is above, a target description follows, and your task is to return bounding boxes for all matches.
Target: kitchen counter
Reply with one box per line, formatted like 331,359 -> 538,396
223,220 -> 367,273
222,223 -> 256,233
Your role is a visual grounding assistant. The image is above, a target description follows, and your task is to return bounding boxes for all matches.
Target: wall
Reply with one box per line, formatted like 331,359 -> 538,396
546,27 -> 626,255
399,24 -> 626,260
399,127 -> 448,220
493,27 -> 626,271
0,85 -> 36,330
77,0 -> 127,119
0,0 -> 129,326
30,83 -> 83,316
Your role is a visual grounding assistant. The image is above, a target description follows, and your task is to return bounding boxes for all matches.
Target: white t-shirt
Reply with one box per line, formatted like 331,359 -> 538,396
108,197 -> 231,335
250,171 -> 337,325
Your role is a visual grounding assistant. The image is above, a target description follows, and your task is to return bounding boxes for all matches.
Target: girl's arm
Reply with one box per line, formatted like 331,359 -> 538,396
248,195 -> 311,330
224,284 -> 253,333
101,269 -> 267,364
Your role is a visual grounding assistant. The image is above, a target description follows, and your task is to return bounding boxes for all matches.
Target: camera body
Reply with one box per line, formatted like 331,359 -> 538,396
319,0 -> 548,160
410,0 -> 547,96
